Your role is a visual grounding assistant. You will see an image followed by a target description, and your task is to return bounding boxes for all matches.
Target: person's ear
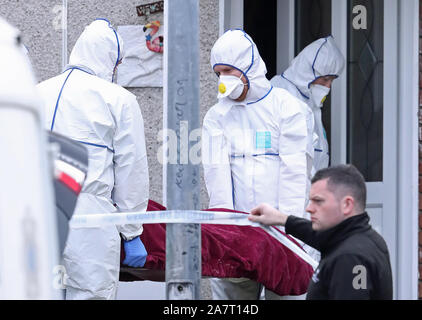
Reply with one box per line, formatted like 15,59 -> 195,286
341,196 -> 355,216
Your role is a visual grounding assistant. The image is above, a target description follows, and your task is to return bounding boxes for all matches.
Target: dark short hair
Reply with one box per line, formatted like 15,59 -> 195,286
311,164 -> 366,210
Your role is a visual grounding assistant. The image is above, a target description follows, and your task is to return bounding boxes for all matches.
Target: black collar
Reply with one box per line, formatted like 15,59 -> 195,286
316,212 -> 371,255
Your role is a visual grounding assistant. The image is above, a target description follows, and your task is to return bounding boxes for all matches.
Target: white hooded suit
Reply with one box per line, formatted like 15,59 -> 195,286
37,19 -> 149,300
202,30 -> 314,299
271,36 -> 345,173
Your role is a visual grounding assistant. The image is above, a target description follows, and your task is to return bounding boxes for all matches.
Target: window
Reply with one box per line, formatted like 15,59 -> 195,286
347,0 -> 383,181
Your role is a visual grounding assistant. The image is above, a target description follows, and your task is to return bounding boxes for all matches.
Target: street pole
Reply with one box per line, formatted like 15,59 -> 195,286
164,0 -> 201,300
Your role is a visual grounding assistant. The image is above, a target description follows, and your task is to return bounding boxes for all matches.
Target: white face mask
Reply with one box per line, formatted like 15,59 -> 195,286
310,84 -> 330,108
217,74 -> 246,100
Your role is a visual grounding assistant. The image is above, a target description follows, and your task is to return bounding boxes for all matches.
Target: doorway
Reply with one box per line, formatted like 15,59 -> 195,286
219,0 -> 419,299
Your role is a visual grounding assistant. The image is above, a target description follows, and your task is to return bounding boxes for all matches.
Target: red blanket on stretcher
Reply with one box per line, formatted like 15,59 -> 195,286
119,200 -> 313,296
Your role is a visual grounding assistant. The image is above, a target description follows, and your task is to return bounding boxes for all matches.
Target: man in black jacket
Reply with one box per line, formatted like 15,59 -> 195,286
248,164 -> 393,300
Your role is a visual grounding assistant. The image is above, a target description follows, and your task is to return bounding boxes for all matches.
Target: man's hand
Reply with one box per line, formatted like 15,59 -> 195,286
122,237 -> 147,268
248,203 -> 289,226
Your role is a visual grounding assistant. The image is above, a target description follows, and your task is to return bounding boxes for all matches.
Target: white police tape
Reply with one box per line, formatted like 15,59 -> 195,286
69,210 -> 318,270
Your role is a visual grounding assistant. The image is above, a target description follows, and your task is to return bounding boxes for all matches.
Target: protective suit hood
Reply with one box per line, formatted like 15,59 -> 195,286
282,36 -> 345,99
0,17 -> 20,45
210,29 -> 271,105
68,19 -> 124,82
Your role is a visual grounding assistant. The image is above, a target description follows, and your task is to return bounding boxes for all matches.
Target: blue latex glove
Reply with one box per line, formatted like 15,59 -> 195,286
123,237 -> 147,267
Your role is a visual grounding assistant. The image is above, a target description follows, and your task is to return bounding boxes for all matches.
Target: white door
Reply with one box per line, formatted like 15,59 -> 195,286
331,0 -> 419,299
331,0 -> 398,297
221,0 -> 419,299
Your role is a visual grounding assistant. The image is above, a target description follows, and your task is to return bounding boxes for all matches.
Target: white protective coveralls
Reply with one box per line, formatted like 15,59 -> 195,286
202,30 -> 314,300
37,19 -> 149,300
271,36 -> 345,174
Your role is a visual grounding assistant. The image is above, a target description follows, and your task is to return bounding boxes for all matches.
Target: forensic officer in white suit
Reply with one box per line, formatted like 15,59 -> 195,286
271,36 -> 345,174
37,19 -> 149,300
202,29 -> 314,300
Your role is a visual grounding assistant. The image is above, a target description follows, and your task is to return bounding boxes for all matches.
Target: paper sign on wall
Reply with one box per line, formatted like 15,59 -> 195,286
116,24 -> 163,88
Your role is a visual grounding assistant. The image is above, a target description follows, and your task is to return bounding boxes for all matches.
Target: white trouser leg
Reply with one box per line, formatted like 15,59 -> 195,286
210,278 -> 261,300
264,288 -> 307,300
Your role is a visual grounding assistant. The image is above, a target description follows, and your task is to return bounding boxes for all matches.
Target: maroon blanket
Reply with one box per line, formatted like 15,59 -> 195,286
119,200 -> 313,296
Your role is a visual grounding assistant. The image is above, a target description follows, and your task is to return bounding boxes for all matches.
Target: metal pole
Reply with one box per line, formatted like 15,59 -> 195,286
164,0 -> 201,300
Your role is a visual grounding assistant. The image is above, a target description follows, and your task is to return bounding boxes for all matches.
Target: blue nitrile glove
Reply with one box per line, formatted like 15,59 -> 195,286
123,237 -> 147,267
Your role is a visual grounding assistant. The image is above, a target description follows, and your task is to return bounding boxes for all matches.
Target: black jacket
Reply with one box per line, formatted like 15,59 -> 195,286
285,213 -> 393,300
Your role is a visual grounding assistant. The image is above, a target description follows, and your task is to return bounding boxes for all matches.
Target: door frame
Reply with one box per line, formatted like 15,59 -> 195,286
395,0 -> 419,300
219,0 -> 244,35
219,0 -> 296,74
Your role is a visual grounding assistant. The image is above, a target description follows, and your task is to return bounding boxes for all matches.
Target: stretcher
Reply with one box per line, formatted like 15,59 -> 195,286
119,200 -> 313,296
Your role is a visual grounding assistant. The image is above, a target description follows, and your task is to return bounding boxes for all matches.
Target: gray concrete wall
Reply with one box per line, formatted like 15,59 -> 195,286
1,0 -> 218,299
0,0 -> 217,207
0,0 -> 63,81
